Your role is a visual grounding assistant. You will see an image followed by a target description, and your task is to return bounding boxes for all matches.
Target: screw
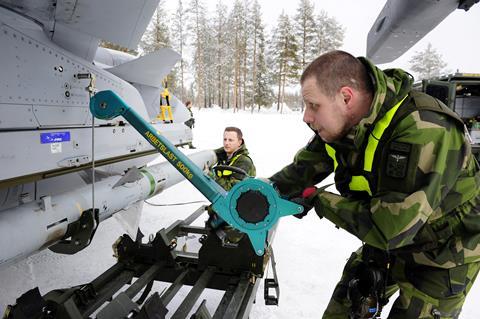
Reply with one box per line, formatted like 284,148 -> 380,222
100,101 -> 107,109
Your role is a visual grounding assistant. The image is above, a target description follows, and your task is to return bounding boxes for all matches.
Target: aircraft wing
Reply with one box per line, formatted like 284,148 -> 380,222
367,0 -> 478,63
107,48 -> 181,88
0,0 -> 159,59
53,0 -> 158,50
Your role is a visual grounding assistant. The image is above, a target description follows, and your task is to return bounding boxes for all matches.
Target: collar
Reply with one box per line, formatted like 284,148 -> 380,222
352,57 -> 413,149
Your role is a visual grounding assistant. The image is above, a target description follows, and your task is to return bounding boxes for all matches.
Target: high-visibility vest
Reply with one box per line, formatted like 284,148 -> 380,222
325,95 -> 408,196
216,154 -> 242,177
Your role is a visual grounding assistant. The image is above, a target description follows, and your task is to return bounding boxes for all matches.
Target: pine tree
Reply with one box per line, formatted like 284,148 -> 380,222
270,12 -> 300,112
224,21 -> 237,110
241,0 -> 251,110
138,1 -> 171,54
409,43 -> 447,80
212,0 -> 229,108
171,0 -> 188,101
316,10 -> 344,56
248,0 -> 272,111
293,0 -> 317,111
294,0 -> 317,68
229,0 -> 248,111
203,22 -> 216,108
254,32 -> 274,110
138,1 -> 178,94
187,0 -> 208,107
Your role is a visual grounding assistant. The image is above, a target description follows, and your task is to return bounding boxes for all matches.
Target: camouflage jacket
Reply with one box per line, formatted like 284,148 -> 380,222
270,58 -> 480,268
212,143 -> 256,191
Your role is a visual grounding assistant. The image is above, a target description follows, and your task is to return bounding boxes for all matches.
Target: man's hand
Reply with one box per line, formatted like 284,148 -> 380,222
203,162 -> 212,175
290,186 -> 318,219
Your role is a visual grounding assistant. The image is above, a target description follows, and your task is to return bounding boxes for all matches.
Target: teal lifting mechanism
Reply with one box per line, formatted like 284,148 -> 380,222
90,90 -> 303,255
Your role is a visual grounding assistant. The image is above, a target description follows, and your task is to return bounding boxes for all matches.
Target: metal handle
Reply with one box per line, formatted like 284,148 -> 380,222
89,90 -> 303,255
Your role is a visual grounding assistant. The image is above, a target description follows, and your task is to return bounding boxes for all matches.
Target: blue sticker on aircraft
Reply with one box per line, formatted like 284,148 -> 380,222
40,132 -> 71,144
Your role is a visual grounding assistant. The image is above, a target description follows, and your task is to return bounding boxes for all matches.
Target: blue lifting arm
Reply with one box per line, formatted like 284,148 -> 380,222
90,90 -> 303,255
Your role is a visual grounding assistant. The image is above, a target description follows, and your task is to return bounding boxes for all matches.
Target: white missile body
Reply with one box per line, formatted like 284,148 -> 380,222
0,151 -> 216,268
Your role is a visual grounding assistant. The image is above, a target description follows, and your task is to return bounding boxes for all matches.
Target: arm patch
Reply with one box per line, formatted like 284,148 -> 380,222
385,142 -> 411,179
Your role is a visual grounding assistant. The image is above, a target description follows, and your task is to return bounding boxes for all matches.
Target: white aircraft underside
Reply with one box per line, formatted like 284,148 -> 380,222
0,0 -> 209,267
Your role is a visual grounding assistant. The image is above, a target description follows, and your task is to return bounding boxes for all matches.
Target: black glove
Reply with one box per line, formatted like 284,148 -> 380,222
184,118 -> 195,128
290,186 -> 318,219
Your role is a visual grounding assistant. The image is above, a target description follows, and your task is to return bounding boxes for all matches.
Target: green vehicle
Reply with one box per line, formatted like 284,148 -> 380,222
415,73 -> 480,161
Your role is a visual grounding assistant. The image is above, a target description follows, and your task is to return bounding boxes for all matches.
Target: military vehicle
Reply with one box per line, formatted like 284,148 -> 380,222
414,73 -> 480,160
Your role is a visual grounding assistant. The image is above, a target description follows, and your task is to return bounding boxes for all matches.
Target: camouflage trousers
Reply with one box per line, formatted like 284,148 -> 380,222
323,248 -> 480,319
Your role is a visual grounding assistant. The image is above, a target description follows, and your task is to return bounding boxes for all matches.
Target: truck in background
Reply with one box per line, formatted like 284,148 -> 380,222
414,73 -> 480,161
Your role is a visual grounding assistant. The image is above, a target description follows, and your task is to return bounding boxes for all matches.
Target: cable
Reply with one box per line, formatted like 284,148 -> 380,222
144,200 -> 207,207
90,80 -> 96,216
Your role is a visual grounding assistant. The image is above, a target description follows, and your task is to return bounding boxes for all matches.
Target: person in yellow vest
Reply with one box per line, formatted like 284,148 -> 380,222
269,50 -> 480,318
208,127 -> 256,244
211,126 -> 256,190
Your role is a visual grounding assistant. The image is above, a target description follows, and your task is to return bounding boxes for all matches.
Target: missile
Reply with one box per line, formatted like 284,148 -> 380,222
0,150 -> 216,268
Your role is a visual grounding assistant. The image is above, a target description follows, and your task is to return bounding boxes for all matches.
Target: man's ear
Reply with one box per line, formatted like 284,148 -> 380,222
340,86 -> 354,107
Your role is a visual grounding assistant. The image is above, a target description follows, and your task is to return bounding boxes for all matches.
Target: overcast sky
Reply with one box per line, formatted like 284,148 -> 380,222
166,0 -> 480,79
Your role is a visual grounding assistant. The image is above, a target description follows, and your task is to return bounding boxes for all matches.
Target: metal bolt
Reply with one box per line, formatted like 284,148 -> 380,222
100,101 -> 107,109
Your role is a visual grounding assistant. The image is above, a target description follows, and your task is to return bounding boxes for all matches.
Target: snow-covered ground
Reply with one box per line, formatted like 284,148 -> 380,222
1,107 -> 479,318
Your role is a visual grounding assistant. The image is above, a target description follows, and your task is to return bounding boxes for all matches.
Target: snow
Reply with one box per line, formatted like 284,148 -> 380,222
1,107 -> 479,318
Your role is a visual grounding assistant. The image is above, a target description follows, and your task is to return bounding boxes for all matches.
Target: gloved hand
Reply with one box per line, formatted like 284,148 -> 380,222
290,186 -> 318,219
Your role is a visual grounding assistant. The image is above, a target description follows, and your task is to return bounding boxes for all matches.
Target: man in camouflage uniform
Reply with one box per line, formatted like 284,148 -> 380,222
209,126 -> 256,243
270,50 -> 480,318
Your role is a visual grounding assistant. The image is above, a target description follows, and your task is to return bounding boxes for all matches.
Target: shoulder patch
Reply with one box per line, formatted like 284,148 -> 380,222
385,142 -> 411,179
